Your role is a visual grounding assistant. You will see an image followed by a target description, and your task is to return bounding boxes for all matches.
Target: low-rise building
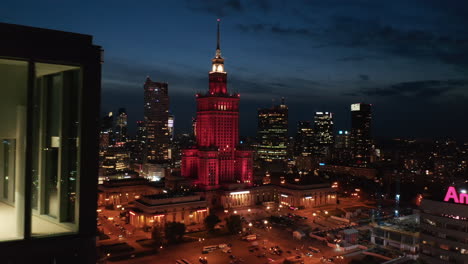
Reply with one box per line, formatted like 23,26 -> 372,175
419,195 -> 468,264
98,178 -> 162,207
220,182 -> 336,209
129,193 -> 209,229
371,215 -> 419,257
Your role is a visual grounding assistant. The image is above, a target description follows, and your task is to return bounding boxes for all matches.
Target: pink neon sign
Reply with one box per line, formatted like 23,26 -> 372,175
444,186 -> 468,204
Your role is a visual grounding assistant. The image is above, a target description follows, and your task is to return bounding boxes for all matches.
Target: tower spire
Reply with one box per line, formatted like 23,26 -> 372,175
215,19 -> 222,59
217,18 -> 220,50
211,19 -> 225,73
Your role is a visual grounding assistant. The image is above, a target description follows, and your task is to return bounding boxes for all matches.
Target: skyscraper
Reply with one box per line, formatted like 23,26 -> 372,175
181,20 -> 253,188
351,103 -> 372,167
115,107 -> 128,143
100,112 -> 114,148
295,121 -> 314,157
334,130 -> 352,163
314,112 -> 334,158
257,99 -> 289,165
144,77 -> 170,162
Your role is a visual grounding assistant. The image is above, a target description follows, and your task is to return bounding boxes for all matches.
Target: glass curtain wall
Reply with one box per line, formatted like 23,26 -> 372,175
0,58 -> 81,240
31,63 -> 81,236
0,58 -> 27,240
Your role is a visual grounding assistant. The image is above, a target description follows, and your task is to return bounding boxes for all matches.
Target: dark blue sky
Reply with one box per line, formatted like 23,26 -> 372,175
2,0 -> 468,138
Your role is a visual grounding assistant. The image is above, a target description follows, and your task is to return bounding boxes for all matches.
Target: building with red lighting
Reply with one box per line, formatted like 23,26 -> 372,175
181,20 -> 253,189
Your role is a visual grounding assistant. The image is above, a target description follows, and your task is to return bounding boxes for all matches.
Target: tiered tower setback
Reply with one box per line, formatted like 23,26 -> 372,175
181,20 -> 253,188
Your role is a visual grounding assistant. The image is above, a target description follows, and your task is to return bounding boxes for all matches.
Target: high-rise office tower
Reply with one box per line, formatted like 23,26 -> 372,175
181,20 -> 253,188
334,130 -> 352,163
314,112 -> 334,157
101,112 -> 114,132
133,120 -> 146,163
351,103 -> 372,167
115,108 -> 128,143
168,114 -> 175,140
257,99 -> 289,164
136,120 -> 146,143
144,77 -> 170,162
295,121 -> 314,157
100,112 -> 114,148
335,130 -> 351,149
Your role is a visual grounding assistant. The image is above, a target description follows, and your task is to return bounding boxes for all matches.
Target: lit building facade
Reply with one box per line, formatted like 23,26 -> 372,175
314,112 -> 334,158
99,146 -> 130,175
181,20 -> 253,188
295,121 -> 314,157
0,22 -> 101,264
144,77 -> 170,162
114,107 -> 128,143
351,103 -> 372,167
334,130 -> 352,163
257,99 -> 289,163
100,112 -> 114,148
98,178 -> 162,207
129,193 -> 209,228
221,183 -> 336,209
419,188 -> 468,264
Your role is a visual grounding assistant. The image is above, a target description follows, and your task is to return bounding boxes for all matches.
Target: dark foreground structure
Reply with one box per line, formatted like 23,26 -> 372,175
0,22 -> 101,264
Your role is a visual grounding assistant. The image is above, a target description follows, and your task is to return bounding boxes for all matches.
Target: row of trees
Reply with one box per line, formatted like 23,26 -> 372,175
152,222 -> 186,246
204,213 -> 243,234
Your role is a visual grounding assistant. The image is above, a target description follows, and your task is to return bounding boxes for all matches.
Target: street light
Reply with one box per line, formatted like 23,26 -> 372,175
249,223 -> 253,227
264,220 -> 268,225
324,211 -> 329,215
234,211 -> 237,214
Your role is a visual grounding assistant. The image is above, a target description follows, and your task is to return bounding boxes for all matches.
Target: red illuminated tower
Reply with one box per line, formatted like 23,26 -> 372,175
181,20 -> 253,189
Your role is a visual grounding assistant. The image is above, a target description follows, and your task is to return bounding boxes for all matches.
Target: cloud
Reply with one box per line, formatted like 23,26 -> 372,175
236,10 -> 468,68
185,0 -> 243,17
102,57 -> 201,95
349,79 -> 468,98
186,0 -> 272,17
359,74 -> 370,81
337,55 -> 383,62
324,16 -> 468,68
236,23 -> 313,36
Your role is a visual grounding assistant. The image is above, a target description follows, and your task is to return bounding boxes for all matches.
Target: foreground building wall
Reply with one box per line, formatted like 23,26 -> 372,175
0,22 -> 101,264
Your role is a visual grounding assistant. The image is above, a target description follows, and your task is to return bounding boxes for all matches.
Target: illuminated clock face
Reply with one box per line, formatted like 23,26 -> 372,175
218,65 -> 224,72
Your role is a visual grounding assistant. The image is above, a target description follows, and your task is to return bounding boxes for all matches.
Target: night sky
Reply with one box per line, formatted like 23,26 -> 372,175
2,0 -> 468,138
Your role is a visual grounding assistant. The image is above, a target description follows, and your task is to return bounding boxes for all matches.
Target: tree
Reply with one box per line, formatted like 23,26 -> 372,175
226,215 -> 242,234
204,214 -> 221,232
151,226 -> 164,249
164,222 -> 186,244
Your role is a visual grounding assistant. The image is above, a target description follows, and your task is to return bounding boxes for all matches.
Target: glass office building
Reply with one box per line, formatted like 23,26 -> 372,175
0,23 -> 101,263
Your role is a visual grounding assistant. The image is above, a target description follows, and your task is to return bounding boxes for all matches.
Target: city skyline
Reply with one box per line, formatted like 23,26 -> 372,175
2,0 -> 468,138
